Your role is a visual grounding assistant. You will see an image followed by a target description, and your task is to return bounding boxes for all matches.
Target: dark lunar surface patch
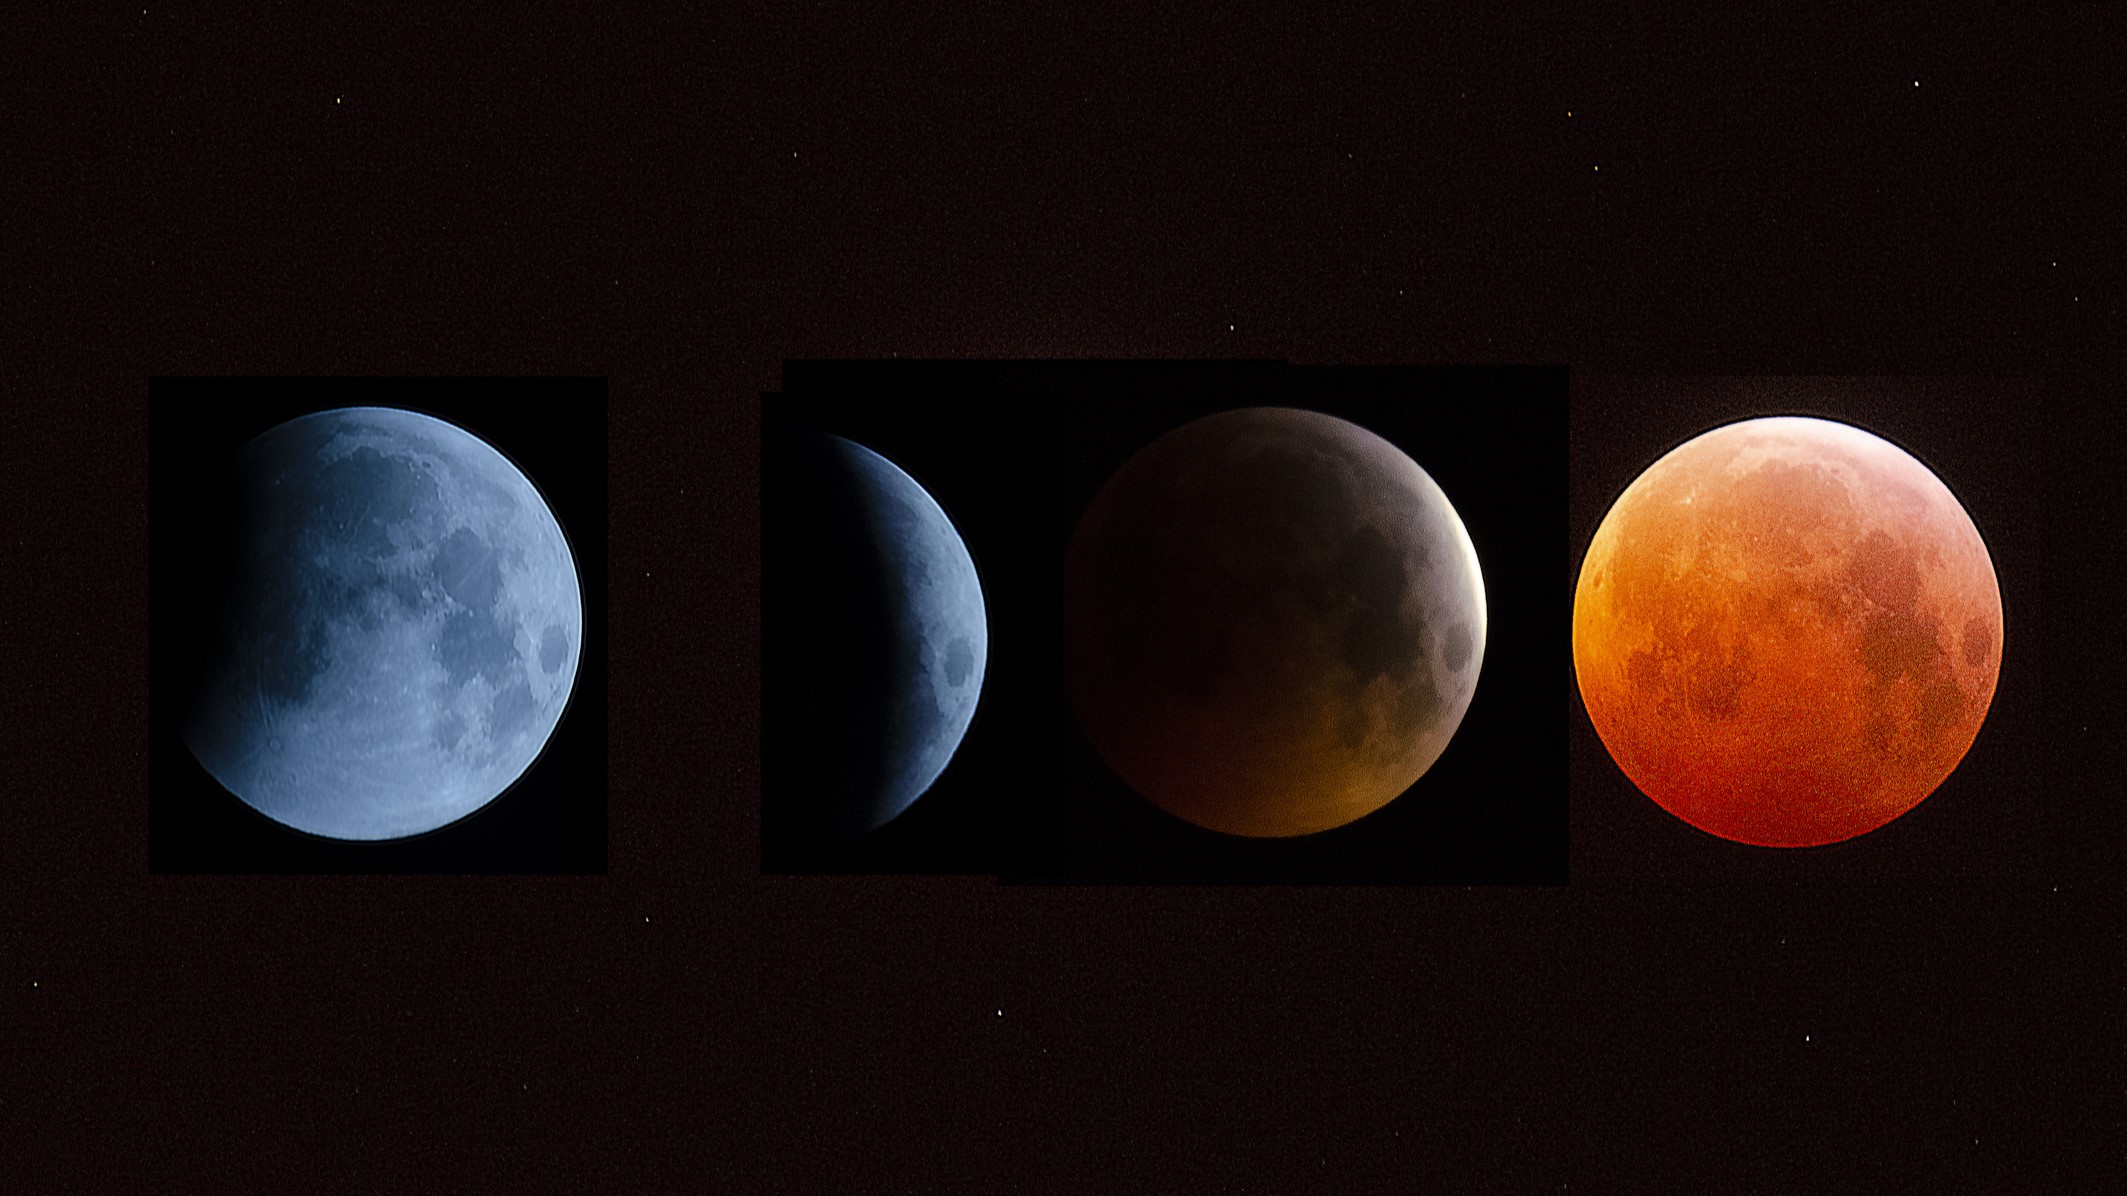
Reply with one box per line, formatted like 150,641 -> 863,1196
1858,610 -> 1945,690
539,624 -> 569,673
437,607 -> 518,686
1962,616 -> 1992,667
944,636 -> 974,687
1916,680 -> 1965,741
1442,623 -> 1474,672
1843,528 -> 1923,615
1862,711 -> 1896,759
893,676 -> 945,768
434,527 -> 501,611
490,680 -> 535,742
1681,622 -> 1751,721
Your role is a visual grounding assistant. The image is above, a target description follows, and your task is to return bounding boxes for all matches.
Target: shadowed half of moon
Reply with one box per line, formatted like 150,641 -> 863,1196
1573,416 -> 2002,847
763,431 -> 988,853
1064,407 -> 1487,838
178,407 -> 583,840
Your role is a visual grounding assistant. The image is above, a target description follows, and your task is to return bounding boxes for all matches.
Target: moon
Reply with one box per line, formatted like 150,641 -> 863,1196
1573,416 -> 2002,847
179,407 -> 583,840
1063,407 -> 1487,838
763,431 -> 988,852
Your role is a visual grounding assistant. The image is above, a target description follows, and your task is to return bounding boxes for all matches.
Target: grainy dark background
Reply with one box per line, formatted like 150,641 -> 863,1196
3,4 -> 2119,1190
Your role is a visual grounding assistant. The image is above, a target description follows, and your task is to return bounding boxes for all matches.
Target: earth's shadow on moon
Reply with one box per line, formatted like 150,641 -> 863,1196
1567,376 -> 2047,884
767,359 -> 1567,884
762,427 -> 989,866
148,378 -> 608,874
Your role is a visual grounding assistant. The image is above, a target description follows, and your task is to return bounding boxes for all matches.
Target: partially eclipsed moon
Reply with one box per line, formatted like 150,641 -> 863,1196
1064,407 -> 1487,838
1573,416 -> 2001,847
180,407 -> 582,840
762,431 -> 988,852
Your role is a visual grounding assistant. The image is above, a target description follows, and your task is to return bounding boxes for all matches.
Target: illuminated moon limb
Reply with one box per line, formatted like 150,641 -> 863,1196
761,430 -> 988,852
1572,416 -> 2001,847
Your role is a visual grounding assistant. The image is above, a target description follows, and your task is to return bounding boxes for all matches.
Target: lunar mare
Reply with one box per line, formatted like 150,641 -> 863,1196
1064,407 -> 1487,838
180,407 -> 582,840
1573,416 -> 2001,847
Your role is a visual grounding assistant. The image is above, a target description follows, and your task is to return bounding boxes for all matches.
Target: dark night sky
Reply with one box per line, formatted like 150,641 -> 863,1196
4,4 -> 2121,1190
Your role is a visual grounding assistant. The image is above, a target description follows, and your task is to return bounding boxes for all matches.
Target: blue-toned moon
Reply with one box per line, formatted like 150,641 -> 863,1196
180,407 -> 583,840
764,431 -> 988,851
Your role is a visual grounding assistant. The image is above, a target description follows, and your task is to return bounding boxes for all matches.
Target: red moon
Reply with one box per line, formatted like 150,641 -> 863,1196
1573,416 -> 2002,847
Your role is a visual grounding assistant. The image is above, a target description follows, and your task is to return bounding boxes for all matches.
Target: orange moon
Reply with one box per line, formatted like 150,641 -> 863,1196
1572,416 -> 2002,847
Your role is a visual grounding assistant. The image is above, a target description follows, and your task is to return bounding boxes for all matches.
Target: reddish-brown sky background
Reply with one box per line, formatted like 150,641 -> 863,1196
5,5 -> 2121,1190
